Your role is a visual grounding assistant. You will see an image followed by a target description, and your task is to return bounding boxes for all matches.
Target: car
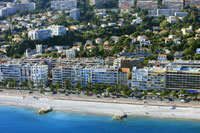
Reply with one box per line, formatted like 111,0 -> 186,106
29,91 -> 33,94
0,90 -> 3,92
116,95 -> 120,98
168,98 -> 174,101
112,97 -> 116,99
65,93 -> 69,96
52,91 -> 57,95
97,96 -> 101,98
152,97 -> 157,100
137,98 -> 142,100
180,99 -> 189,103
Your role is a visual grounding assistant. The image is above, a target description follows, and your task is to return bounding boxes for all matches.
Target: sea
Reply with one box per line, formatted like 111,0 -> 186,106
0,105 -> 200,133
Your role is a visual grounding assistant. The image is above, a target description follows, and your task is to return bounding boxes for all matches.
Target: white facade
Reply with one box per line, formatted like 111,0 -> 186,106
90,0 -> 112,6
0,63 -> 48,87
132,67 -> 166,90
0,2 -> 35,17
28,29 -> 52,40
66,49 -> 76,58
48,25 -> 66,36
36,44 -> 43,55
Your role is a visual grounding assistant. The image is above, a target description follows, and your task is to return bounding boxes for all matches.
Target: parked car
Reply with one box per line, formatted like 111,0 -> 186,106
52,91 -> 57,95
97,95 -> 101,98
168,98 -> 174,101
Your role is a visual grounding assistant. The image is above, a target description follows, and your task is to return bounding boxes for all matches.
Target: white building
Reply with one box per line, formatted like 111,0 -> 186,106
70,8 -> 80,21
28,29 -> 52,40
51,0 -> 77,10
36,44 -> 43,55
48,25 -> 66,36
132,67 -> 166,90
66,49 -> 76,58
0,63 -> 48,87
181,26 -> 193,35
0,2 -> 35,17
90,0 -> 113,6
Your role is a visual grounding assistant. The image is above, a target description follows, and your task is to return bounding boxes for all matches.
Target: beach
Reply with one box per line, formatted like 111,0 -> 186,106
0,91 -> 200,120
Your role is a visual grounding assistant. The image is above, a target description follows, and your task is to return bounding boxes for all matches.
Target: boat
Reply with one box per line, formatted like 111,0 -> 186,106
113,113 -> 127,120
37,107 -> 53,114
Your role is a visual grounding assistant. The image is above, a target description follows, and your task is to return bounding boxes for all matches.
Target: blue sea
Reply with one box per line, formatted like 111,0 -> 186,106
0,105 -> 200,133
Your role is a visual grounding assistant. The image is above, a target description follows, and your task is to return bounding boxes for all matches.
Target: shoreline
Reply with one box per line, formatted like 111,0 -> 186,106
0,93 -> 200,121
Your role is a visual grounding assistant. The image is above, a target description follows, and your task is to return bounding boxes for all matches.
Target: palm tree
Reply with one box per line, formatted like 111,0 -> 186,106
28,80 -> 34,90
170,90 -> 177,99
56,82 -> 62,92
76,82 -> 81,93
106,87 -> 113,97
64,80 -> 70,92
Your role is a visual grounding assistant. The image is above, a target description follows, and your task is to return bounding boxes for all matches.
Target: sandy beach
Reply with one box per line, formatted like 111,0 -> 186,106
0,92 -> 200,120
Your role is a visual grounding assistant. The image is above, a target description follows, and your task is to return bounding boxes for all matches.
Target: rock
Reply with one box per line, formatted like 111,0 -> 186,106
37,107 -> 52,114
113,113 -> 127,120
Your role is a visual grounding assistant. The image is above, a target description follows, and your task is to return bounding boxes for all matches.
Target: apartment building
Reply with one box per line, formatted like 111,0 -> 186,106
0,7 -> 16,17
162,0 -> 184,9
166,66 -> 200,90
132,67 -> 166,90
47,25 -> 67,36
52,66 -> 72,85
0,2 -> 35,17
90,0 -> 113,6
0,63 -> 48,86
149,9 -> 180,17
52,65 -> 130,88
28,29 -> 52,40
51,0 -> 77,10
66,49 -> 76,58
118,0 -> 135,9
137,0 -> 158,9
185,0 -> 200,8
70,8 -> 80,21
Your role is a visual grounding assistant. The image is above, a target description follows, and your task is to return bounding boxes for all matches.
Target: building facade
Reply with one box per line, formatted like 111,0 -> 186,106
166,66 -> 200,90
47,25 -> 67,36
162,0 -> 184,9
28,29 -> 52,40
185,0 -> 200,8
52,66 -> 130,88
0,2 -> 35,17
70,8 -> 80,21
118,0 -> 135,9
0,63 -> 48,87
132,67 -> 166,90
51,0 -> 77,10
137,0 -> 158,9
90,0 -> 113,6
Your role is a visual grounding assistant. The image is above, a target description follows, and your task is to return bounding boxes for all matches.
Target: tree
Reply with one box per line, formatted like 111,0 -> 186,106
50,84 -> 56,92
56,82 -> 62,91
28,80 -> 34,90
106,87 -> 113,96
86,81 -> 92,92
76,81 -> 81,91
160,20 -> 170,29
21,79 -> 28,87
178,88 -> 185,95
64,80 -> 70,92
170,90 -> 177,99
